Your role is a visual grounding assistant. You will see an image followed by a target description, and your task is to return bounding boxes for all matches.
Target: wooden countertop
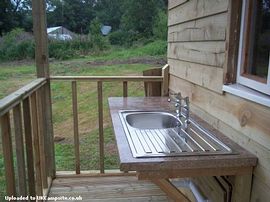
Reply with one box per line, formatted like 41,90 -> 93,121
109,97 -> 257,177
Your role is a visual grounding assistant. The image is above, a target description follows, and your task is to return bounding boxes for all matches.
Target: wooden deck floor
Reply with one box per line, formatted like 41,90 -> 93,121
48,175 -> 173,202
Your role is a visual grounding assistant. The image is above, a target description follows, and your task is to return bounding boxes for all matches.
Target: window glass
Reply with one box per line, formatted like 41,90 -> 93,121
244,0 -> 270,81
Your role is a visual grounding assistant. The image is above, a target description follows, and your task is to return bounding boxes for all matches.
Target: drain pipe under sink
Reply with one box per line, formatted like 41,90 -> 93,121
170,179 -> 210,202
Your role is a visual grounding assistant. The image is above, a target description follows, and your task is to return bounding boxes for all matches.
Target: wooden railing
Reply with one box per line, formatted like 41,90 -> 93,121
50,65 -> 169,175
0,65 -> 169,196
0,78 -> 54,198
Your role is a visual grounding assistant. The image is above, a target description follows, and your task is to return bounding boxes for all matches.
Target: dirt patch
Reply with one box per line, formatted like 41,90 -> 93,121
0,59 -> 34,67
86,56 -> 167,66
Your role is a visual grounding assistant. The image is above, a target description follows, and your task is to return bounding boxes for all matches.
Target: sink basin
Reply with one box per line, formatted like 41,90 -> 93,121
126,112 -> 180,129
119,110 -> 232,158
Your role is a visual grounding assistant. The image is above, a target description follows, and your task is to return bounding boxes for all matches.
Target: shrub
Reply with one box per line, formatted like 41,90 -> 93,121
48,40 -> 75,60
138,40 -> 167,56
0,28 -> 35,61
109,31 -> 126,45
89,18 -> 109,51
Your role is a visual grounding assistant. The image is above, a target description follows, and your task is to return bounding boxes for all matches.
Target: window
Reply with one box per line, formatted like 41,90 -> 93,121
237,0 -> 270,95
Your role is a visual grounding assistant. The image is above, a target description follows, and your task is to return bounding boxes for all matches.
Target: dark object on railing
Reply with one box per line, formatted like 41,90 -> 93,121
143,68 -> 162,96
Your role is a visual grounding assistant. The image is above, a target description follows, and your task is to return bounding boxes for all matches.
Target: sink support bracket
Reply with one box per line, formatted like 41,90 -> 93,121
152,179 -> 191,202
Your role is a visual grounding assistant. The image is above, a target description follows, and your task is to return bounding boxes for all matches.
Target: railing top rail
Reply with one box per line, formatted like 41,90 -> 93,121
50,76 -> 164,82
0,78 -> 47,116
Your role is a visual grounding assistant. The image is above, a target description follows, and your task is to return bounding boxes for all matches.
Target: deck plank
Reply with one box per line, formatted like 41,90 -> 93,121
49,176 -> 172,201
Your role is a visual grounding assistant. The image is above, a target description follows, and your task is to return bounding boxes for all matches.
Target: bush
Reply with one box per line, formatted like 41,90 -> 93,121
0,28 -> 35,61
139,40 -> 167,56
48,40 -> 75,60
89,18 -> 109,51
109,31 -> 126,45
109,30 -> 141,47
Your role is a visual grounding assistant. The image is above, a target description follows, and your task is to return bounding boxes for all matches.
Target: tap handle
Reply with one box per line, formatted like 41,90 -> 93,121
184,97 -> 189,108
184,97 -> 190,123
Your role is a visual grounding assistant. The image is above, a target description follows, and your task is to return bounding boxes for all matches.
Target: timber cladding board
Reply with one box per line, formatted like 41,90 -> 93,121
170,76 -> 270,150
167,41 -> 226,67
168,58 -> 224,93
168,0 -> 189,10
168,0 -> 229,26
168,12 -> 227,42
251,176 -> 270,201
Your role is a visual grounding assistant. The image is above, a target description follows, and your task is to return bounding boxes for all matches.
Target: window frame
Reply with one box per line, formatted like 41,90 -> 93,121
237,0 -> 270,95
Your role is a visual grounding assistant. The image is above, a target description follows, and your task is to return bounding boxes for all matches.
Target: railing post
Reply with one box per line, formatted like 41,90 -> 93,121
162,64 -> 170,96
32,0 -> 55,179
0,112 -> 16,196
37,88 -> 48,189
72,81 -> 80,174
123,81 -> 128,97
23,97 -> 36,199
13,104 -> 27,197
30,92 -> 43,196
97,81 -> 104,174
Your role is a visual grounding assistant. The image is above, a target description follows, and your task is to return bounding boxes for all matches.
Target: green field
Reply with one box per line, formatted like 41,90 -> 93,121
0,42 -> 166,198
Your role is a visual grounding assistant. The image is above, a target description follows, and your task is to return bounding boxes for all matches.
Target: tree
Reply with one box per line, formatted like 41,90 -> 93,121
120,0 -> 166,38
153,9 -> 168,40
0,0 -> 14,35
94,0 -> 124,30
47,0 -> 95,34
89,18 -> 108,50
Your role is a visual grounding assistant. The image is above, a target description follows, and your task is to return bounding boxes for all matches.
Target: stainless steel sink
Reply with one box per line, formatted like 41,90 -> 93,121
126,112 -> 180,129
119,110 -> 232,158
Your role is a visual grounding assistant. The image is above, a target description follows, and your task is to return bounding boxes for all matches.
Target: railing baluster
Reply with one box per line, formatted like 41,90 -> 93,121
97,81 -> 104,174
161,64 -> 169,96
0,112 -> 16,196
23,97 -> 36,199
43,81 -> 55,179
30,92 -> 43,196
72,81 -> 80,174
123,81 -> 128,97
36,88 -> 48,189
13,104 -> 27,197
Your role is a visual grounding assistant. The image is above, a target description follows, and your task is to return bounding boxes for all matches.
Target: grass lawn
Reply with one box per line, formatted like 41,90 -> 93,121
0,42 -> 166,198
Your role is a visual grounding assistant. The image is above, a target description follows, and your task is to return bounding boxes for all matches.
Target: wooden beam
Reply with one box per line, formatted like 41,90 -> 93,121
56,170 -> 136,178
13,104 -> 27,197
231,174 -> 253,202
72,81 -> 80,174
32,0 -> 49,78
224,0 -> 242,84
162,64 -> 169,96
37,88 -> 48,189
23,97 -> 36,199
43,81 -> 56,179
0,112 -> 16,196
152,179 -> 190,202
97,81 -> 104,174
143,68 -> 162,96
50,76 -> 163,82
30,92 -> 43,196
123,81 -> 128,97
137,167 -> 253,180
32,0 -> 56,179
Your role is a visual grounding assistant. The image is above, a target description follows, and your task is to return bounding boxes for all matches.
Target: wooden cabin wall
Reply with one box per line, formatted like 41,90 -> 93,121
167,0 -> 270,201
